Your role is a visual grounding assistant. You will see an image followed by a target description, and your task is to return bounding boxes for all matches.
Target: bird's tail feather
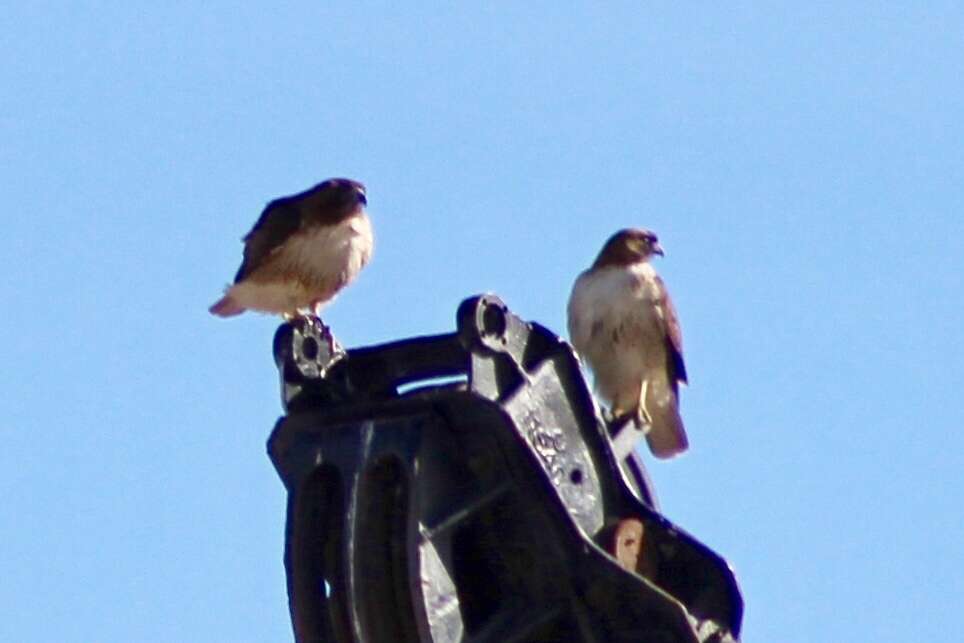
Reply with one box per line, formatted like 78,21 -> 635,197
209,294 -> 245,317
644,386 -> 689,459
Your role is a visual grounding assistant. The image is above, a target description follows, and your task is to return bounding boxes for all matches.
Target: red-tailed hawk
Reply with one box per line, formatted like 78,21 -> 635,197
567,228 -> 688,458
209,178 -> 372,319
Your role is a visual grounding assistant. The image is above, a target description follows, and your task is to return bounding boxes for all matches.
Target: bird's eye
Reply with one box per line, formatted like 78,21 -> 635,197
357,191 -> 367,205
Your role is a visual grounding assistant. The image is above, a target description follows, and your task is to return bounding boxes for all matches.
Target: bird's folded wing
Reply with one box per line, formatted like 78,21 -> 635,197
654,275 -> 687,384
235,200 -> 302,282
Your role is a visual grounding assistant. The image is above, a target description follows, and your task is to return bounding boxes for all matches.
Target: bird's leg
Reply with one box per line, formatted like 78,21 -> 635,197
636,380 -> 653,430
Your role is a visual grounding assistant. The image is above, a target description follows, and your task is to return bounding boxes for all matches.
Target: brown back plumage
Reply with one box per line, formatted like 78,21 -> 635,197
234,179 -> 366,282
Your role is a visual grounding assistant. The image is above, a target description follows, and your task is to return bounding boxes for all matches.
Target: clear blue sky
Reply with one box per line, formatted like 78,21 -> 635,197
2,4 -> 962,642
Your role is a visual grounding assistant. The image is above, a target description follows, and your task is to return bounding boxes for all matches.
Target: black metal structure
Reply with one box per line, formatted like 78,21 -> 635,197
268,294 -> 742,643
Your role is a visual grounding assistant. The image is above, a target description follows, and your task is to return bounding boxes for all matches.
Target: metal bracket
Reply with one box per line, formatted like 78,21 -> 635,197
267,294 -> 743,642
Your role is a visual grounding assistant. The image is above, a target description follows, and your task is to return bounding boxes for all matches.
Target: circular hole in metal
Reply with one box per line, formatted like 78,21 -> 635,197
301,336 -> 319,360
570,468 -> 583,485
481,304 -> 507,338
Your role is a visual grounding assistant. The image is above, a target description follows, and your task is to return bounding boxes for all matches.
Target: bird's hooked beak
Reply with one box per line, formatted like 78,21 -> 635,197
652,242 -> 665,257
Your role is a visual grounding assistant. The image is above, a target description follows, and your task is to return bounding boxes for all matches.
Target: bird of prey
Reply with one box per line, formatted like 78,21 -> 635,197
567,229 -> 688,458
209,178 -> 372,319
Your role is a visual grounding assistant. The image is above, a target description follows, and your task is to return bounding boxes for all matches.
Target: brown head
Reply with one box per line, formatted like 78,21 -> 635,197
592,228 -> 664,269
287,177 -> 368,225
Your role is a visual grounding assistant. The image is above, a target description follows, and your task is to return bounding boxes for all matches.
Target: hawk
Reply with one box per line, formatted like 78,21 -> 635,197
209,178 -> 373,319
567,228 -> 688,458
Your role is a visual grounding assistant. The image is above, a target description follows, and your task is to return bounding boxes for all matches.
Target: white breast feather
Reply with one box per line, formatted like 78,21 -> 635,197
567,263 -> 667,408
280,212 -> 373,283
227,212 -> 373,314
